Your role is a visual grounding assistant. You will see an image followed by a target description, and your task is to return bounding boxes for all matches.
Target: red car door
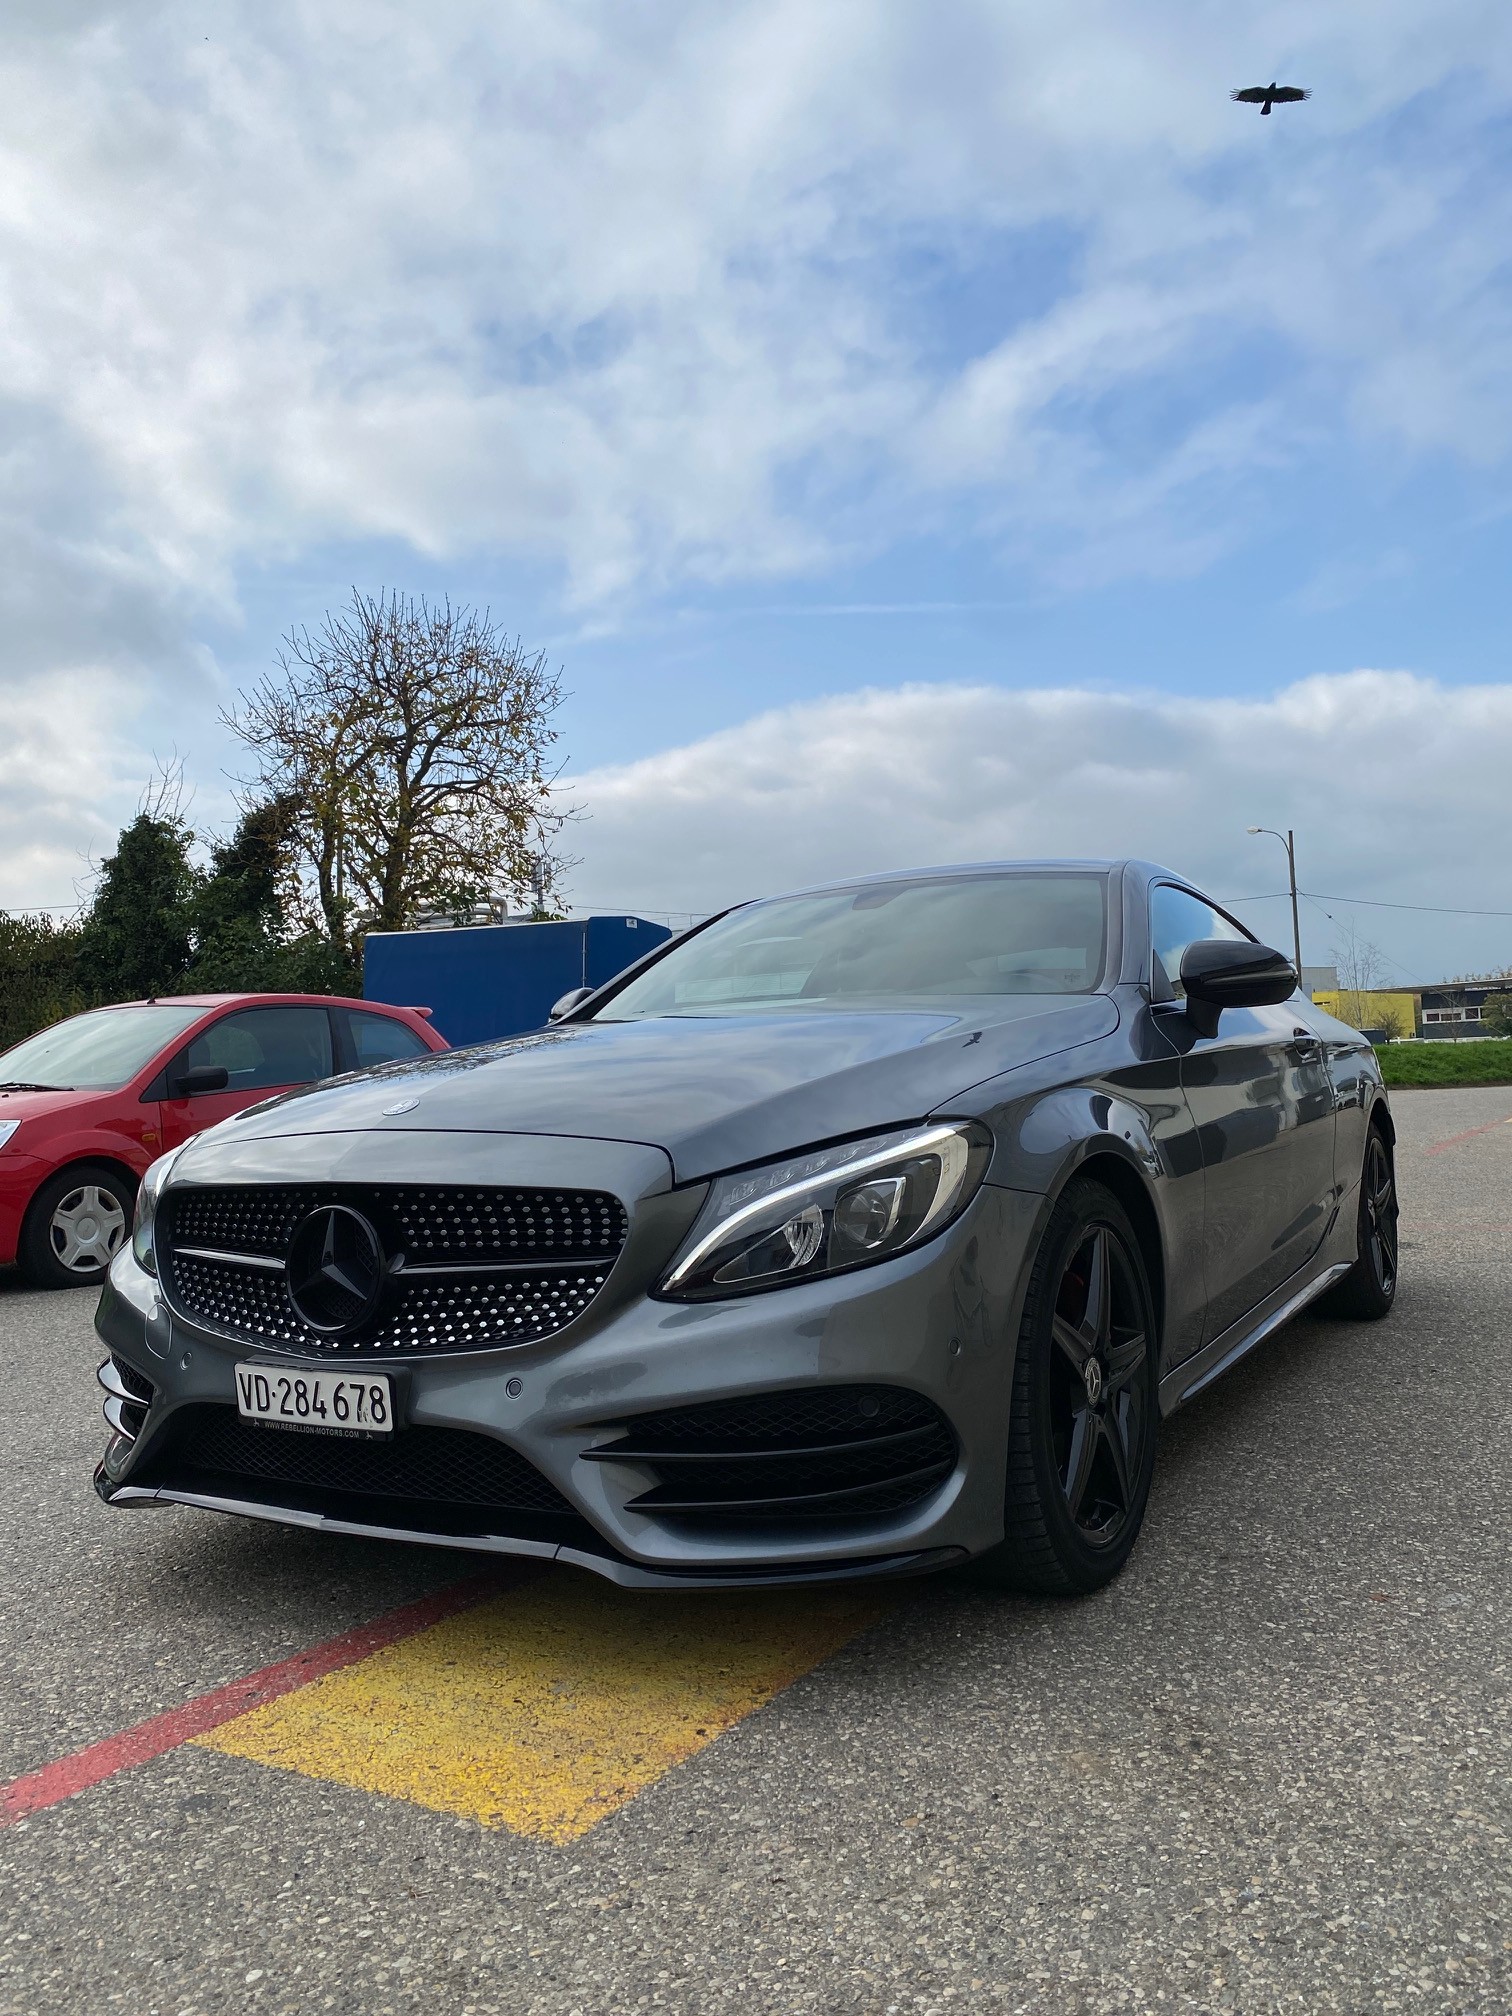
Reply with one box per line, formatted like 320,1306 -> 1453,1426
157,1005 -> 337,1151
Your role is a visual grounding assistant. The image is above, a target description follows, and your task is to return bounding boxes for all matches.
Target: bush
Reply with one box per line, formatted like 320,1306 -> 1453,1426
75,812 -> 199,1003
0,915 -> 88,1051
182,927 -> 359,998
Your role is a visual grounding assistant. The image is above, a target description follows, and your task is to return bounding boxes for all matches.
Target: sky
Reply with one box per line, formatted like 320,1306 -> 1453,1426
1,0 -> 1510,982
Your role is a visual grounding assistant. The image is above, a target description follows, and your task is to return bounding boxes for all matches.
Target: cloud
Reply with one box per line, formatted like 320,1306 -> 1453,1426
565,671 -> 1512,981
0,2 -> 1509,919
0,666 -> 154,913
0,0 -> 1508,616
0,395 -> 215,909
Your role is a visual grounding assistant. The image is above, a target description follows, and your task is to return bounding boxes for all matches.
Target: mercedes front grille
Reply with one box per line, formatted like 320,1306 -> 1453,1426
159,1183 -> 628,1358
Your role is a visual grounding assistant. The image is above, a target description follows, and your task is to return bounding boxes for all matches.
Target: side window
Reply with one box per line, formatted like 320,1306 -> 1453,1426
346,1010 -> 431,1067
1150,886 -> 1251,1001
182,1007 -> 334,1092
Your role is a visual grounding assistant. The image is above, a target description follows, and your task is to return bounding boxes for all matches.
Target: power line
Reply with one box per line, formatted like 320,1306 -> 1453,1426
1297,892 -> 1421,988
1301,890 -> 1512,920
1223,888 -> 1512,921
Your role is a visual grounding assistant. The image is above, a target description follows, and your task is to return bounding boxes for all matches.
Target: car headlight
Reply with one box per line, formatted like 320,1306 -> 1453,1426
130,1144 -> 187,1275
658,1121 -> 992,1300
0,1120 -> 19,1152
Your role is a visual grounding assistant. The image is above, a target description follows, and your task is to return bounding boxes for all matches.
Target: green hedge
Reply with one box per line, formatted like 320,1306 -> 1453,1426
0,915 -> 89,1052
1374,1040 -> 1512,1089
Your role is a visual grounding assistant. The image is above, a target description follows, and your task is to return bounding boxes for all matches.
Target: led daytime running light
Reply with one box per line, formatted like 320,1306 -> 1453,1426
660,1122 -> 986,1299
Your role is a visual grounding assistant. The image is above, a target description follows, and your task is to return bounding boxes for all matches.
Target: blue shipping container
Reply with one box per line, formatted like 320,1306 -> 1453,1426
362,915 -> 672,1048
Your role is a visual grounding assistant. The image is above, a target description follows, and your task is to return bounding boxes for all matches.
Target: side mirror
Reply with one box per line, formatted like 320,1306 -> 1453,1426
548,987 -> 595,1024
1179,940 -> 1296,1037
170,1063 -> 230,1098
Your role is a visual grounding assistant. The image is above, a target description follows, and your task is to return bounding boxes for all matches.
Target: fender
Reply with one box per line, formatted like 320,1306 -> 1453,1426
19,1123 -> 155,1187
1366,1085 -> 1396,1145
941,1023 -> 1207,1375
2,1132 -> 150,1266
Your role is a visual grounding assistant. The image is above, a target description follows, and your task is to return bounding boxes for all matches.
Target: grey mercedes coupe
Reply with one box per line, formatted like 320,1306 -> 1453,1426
95,861 -> 1398,1595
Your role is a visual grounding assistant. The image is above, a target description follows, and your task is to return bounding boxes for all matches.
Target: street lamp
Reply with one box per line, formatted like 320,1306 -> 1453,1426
1247,826 -> 1304,987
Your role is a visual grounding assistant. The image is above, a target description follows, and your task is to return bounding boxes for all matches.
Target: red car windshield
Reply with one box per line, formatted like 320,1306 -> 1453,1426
0,1003 -> 207,1091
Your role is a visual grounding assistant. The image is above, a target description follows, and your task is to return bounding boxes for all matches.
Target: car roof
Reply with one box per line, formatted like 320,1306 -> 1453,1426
94,993 -> 416,1013
760,858 -> 1191,903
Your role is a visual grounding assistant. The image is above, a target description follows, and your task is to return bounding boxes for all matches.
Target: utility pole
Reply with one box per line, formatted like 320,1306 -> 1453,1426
1284,828 -> 1303,987
1247,826 -> 1304,988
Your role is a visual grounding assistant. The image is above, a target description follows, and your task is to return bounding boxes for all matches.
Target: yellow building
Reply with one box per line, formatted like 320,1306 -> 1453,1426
1312,989 -> 1418,1039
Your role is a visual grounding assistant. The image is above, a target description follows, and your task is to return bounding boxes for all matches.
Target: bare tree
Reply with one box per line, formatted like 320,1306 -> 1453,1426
1331,919 -> 1390,1032
140,751 -> 192,827
225,592 -> 568,951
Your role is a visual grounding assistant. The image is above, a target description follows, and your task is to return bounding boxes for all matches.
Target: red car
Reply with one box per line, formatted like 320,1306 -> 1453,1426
0,994 -> 446,1289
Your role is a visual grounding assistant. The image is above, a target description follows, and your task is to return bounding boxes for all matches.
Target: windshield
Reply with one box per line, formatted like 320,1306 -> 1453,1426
599,873 -> 1107,1017
0,1003 -> 207,1091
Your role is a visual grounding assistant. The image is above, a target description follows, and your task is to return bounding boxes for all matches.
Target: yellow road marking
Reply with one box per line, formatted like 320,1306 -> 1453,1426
193,1575 -> 888,1841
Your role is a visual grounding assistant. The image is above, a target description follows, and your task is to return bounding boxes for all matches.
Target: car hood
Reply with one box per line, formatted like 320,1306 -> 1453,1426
0,1086 -> 102,1123
222,996 -> 1119,1183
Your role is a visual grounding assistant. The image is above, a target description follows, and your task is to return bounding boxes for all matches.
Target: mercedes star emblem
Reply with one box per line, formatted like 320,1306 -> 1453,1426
286,1204 -> 386,1334
382,1097 -> 420,1117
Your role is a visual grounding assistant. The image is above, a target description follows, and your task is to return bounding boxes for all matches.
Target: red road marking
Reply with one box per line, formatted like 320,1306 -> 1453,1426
1424,1116 -> 1512,1158
0,1572 -> 510,1829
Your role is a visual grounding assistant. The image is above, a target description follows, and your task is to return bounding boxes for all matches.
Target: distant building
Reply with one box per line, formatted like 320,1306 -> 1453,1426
1311,978 -> 1508,1041
1312,989 -> 1418,1041
1415,981 -> 1500,1037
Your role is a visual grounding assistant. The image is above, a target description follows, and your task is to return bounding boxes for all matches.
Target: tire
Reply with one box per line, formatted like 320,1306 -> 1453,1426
1320,1125 -> 1398,1321
975,1178 -> 1160,1596
18,1163 -> 135,1290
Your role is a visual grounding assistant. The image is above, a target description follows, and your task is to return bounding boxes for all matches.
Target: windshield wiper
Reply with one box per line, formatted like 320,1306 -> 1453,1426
0,1081 -> 70,1092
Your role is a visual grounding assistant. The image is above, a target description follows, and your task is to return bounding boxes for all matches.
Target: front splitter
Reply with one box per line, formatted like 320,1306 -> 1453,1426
94,1468 -> 967,1591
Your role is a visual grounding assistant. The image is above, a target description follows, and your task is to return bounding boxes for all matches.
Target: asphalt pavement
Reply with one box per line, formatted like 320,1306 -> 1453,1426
0,1086 -> 1509,2015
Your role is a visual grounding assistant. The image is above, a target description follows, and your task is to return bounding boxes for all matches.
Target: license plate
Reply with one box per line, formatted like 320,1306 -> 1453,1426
235,1364 -> 394,1438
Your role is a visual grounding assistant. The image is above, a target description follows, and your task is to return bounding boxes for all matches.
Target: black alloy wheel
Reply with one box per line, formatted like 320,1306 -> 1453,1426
1048,1222 -> 1152,1546
978,1177 -> 1160,1595
1323,1125 -> 1399,1321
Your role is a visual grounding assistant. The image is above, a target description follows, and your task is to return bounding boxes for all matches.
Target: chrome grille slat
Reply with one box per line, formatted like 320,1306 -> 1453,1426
397,1255 -> 618,1277
174,1245 -> 287,1272
162,1184 -> 627,1359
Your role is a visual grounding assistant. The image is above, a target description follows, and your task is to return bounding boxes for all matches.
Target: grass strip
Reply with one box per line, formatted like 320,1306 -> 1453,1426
1375,1039 -> 1512,1088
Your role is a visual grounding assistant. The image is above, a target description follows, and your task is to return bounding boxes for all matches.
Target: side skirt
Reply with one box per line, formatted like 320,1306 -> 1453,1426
1158,1260 -> 1353,1416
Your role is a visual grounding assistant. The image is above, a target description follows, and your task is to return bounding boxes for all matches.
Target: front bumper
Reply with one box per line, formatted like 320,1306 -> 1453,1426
94,1145 -> 1044,1589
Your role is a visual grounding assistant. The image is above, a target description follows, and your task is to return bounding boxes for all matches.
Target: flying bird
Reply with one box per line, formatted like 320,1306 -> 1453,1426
1231,81 -> 1312,115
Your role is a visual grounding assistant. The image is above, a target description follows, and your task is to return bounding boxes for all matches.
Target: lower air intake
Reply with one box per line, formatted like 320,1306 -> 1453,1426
146,1405 -> 577,1533
101,1354 -> 154,1440
584,1384 -> 957,1525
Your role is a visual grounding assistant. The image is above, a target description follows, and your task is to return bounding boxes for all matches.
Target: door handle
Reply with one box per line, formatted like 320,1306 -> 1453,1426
1290,1028 -> 1322,1055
